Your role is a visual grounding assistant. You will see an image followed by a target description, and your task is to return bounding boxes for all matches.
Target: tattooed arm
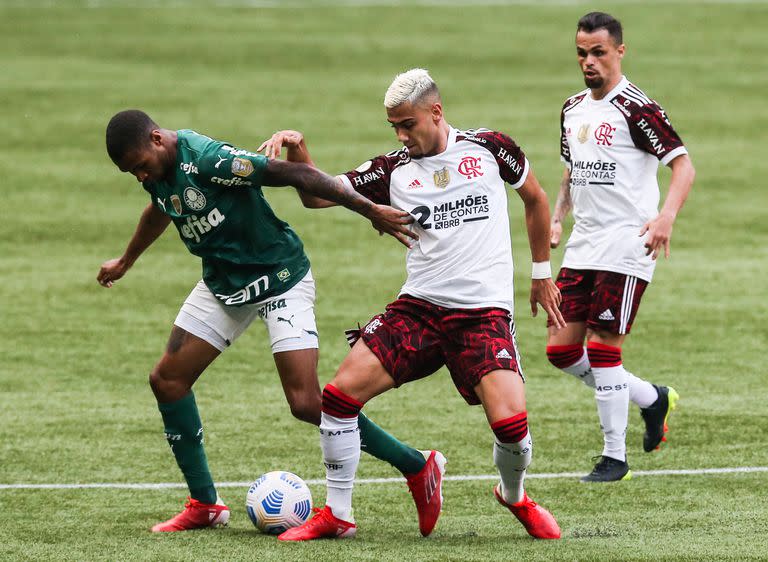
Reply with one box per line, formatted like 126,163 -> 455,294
257,129 -> 336,209
262,159 -> 417,247
550,168 -> 573,248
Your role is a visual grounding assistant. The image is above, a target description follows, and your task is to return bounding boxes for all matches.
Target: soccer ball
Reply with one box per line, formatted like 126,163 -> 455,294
245,471 -> 313,534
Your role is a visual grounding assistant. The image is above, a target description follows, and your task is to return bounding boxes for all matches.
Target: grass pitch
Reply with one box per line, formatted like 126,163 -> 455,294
1,1 -> 767,560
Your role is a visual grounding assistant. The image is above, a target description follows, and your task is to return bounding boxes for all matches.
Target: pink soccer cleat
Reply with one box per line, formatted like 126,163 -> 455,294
494,485 -> 561,539
151,497 -> 230,532
405,450 -> 447,536
278,506 -> 357,541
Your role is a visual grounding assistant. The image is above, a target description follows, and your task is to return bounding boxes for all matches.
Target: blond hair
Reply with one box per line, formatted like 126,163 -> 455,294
384,68 -> 440,109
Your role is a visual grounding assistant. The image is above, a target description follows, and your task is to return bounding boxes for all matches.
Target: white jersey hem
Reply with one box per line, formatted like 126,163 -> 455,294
399,289 -> 514,314
559,261 -> 654,283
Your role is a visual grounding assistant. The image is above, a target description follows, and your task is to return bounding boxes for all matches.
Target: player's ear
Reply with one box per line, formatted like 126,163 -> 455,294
431,102 -> 443,122
617,43 -> 626,59
149,129 -> 163,146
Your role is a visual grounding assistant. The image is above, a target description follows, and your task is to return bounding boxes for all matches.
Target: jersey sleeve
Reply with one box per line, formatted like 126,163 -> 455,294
626,101 -> 687,166
560,108 -> 571,169
465,130 -> 529,189
198,141 -> 269,189
338,151 -> 405,205
141,183 -> 166,213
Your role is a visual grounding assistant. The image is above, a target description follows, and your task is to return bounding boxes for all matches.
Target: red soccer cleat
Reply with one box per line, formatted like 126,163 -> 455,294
494,485 -> 561,539
151,497 -> 230,532
278,506 -> 356,541
405,450 -> 447,537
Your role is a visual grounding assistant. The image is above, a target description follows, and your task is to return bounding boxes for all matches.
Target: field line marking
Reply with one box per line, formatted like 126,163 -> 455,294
2,466 -> 767,490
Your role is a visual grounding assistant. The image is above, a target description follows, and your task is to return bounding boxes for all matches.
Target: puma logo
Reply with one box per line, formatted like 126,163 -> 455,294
277,315 -> 295,327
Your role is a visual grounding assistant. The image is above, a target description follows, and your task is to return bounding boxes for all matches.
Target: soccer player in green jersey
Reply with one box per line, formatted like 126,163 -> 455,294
97,110 -> 441,533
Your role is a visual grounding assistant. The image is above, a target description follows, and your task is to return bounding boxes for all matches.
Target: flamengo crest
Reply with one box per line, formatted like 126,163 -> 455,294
458,156 -> 483,179
594,122 -> 616,146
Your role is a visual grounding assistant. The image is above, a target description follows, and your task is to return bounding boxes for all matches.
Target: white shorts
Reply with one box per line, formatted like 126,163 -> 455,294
174,270 -> 319,354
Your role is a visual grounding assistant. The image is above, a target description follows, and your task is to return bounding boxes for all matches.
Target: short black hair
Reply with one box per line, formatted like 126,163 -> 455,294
105,109 -> 159,163
577,12 -> 623,45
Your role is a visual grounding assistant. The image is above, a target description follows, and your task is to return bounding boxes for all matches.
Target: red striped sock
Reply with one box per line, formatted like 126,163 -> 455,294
586,341 -> 622,367
322,384 -> 364,418
546,344 -> 584,368
491,412 -> 528,444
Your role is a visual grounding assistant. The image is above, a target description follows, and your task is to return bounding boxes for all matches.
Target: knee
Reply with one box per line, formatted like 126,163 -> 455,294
148,366 -> 166,395
149,361 -> 189,402
546,344 -> 584,369
288,394 -> 321,425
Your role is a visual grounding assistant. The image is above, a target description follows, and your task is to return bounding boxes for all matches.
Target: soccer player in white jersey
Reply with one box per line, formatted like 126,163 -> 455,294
260,69 -> 565,541
546,12 -> 696,482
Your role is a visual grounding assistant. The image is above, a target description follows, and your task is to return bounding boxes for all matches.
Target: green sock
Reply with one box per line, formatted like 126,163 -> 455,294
358,412 -> 427,475
157,392 -> 217,504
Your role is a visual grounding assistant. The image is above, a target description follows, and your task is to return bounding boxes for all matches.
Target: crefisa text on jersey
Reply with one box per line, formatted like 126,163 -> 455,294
179,208 -> 226,243
211,176 -> 253,187
180,162 -> 198,174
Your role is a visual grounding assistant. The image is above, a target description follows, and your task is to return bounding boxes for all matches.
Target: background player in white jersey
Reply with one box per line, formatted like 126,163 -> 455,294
261,69 -> 565,541
546,12 -> 696,482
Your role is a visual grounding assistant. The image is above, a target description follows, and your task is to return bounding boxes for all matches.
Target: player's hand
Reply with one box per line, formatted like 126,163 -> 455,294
97,257 -> 129,288
530,278 -> 566,329
640,211 -> 675,260
257,130 -> 305,160
550,220 -> 563,249
367,204 -> 419,249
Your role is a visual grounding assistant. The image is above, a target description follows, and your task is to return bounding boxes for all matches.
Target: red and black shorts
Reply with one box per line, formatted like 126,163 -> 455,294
354,295 -> 522,405
547,268 -> 648,335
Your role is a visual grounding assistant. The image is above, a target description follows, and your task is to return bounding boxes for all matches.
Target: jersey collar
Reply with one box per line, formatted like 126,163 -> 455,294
587,75 -> 628,104
447,125 -> 458,147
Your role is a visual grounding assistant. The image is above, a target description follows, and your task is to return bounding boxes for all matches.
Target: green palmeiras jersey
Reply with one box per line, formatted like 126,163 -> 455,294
142,129 -> 310,306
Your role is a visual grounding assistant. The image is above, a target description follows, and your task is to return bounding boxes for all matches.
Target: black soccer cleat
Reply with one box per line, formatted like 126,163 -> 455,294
640,385 -> 679,452
580,456 -> 632,483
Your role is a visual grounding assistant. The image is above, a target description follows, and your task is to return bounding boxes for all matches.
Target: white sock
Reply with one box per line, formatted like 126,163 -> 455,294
320,412 -> 360,522
561,347 -> 596,387
591,364 -> 629,462
559,348 -> 658,409
494,432 -> 532,504
626,370 -> 658,408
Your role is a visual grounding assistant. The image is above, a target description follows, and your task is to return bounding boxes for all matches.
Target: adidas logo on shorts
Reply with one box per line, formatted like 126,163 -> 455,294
599,309 -> 615,321
495,349 -> 513,360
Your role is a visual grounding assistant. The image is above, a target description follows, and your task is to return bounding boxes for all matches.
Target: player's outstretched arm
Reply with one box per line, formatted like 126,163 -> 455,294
262,159 -> 417,248
640,154 -> 695,260
516,170 -> 566,329
97,203 -> 172,288
257,130 -> 336,209
550,168 -> 573,249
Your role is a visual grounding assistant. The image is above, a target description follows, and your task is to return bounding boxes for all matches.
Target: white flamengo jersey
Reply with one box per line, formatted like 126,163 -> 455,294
339,127 -> 529,314
560,75 -> 688,282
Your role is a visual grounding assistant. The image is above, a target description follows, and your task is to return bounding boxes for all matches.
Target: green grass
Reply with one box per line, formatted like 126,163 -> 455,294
1,1 -> 767,560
